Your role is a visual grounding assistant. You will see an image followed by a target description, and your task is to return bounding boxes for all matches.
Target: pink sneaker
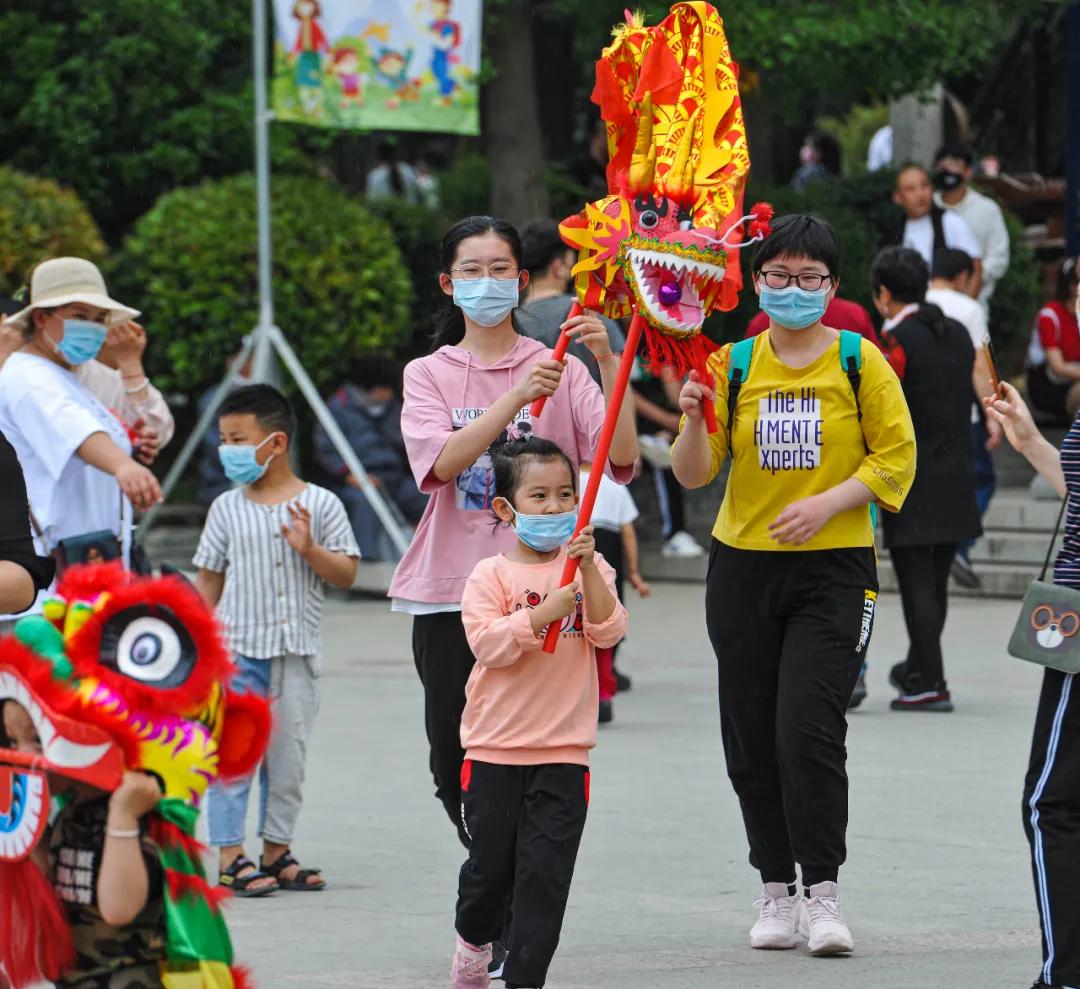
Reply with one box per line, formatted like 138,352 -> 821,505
451,934 -> 492,988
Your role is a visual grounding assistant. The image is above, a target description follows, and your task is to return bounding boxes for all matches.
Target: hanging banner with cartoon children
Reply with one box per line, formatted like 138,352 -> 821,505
271,0 -> 480,135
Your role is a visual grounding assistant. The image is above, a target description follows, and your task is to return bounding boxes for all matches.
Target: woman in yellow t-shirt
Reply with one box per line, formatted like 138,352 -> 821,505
670,214 -> 915,957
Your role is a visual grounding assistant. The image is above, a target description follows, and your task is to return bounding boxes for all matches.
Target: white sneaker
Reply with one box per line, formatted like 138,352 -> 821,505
639,433 -> 674,470
662,530 -> 705,558
749,882 -> 800,950
799,881 -> 854,955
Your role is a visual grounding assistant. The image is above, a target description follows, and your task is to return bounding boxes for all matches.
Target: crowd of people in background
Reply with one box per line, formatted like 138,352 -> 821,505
5,127 -> 1080,989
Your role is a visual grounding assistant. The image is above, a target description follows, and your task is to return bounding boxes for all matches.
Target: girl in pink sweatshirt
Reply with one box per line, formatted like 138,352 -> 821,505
450,437 -> 627,989
389,215 -> 637,848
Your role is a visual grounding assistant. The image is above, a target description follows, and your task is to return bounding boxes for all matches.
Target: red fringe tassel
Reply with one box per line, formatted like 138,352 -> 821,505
641,325 -> 718,379
165,868 -> 233,911
0,859 -> 75,988
231,964 -> 256,989
150,817 -> 207,860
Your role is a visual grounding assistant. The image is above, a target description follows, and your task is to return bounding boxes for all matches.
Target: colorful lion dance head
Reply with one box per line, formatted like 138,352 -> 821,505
0,563 -> 270,989
561,1 -> 772,376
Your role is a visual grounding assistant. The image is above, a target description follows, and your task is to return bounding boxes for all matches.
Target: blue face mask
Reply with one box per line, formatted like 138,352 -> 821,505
759,284 -> 829,331
509,506 -> 579,552
452,277 -> 520,327
50,319 -> 108,365
218,433 -> 279,486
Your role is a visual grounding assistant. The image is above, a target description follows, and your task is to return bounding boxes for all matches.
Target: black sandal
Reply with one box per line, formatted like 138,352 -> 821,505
218,855 -> 279,897
259,850 -> 326,891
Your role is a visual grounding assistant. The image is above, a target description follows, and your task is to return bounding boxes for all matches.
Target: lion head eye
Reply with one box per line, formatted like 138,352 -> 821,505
99,606 -> 196,687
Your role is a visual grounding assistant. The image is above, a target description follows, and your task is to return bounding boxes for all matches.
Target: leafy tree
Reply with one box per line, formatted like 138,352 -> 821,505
108,174 -> 413,395
0,168 -> 106,296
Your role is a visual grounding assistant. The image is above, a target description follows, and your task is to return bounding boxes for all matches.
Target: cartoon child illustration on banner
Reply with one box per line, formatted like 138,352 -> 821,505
291,0 -> 330,116
426,0 -> 461,104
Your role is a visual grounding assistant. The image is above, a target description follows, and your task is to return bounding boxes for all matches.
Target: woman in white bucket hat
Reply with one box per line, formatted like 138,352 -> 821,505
2,263 -> 175,464
0,258 -> 162,580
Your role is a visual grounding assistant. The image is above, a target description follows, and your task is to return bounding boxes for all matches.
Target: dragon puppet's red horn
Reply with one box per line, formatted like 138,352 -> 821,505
665,107 -> 699,202
628,91 -> 656,192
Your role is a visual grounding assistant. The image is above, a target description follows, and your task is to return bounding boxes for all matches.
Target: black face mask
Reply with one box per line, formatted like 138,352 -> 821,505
934,169 -> 964,192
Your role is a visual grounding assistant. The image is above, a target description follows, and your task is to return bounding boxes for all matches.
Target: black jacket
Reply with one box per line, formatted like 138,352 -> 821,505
881,304 -> 982,548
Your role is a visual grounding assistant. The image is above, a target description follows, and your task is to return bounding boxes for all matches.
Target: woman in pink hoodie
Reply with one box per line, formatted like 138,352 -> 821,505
389,215 -> 637,848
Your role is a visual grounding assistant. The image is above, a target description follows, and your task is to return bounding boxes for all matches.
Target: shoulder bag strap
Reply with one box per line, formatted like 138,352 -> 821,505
1040,496 -> 1070,583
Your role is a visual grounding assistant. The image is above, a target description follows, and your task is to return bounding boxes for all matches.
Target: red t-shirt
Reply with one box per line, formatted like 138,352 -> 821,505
745,297 -> 884,351
1034,300 -> 1080,363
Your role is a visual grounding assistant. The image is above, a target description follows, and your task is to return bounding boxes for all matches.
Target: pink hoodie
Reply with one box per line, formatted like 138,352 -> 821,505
389,335 -> 633,604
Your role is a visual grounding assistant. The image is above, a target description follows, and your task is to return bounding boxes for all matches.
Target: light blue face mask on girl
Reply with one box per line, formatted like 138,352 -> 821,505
50,319 -> 108,365
509,507 -> 579,552
453,277 -> 520,327
218,433 -> 280,486
759,284 -> 829,331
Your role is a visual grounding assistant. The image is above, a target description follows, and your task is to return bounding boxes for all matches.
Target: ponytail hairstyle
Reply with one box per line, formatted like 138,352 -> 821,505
430,215 -> 524,352
489,435 -> 577,529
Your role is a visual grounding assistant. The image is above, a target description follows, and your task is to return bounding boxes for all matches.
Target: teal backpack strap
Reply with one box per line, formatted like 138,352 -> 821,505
838,329 -> 863,422
726,337 -> 757,454
838,330 -> 877,528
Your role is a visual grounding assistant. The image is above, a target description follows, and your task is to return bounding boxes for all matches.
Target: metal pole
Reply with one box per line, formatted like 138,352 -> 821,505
266,326 -> 412,557
253,0 -> 275,336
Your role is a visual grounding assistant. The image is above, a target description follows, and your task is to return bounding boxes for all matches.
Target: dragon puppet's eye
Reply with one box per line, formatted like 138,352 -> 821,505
99,605 -> 196,688
639,210 -> 660,229
677,204 -> 694,231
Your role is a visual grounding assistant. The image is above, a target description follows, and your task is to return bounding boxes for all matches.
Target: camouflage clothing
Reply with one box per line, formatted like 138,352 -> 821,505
49,795 -> 166,989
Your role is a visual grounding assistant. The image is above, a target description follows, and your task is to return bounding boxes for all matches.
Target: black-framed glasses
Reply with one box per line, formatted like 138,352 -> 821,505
760,270 -> 833,291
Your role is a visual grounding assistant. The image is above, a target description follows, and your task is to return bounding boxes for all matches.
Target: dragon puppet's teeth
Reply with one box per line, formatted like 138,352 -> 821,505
43,735 -> 113,771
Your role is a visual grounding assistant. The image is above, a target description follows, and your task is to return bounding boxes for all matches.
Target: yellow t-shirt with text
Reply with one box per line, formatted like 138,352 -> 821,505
688,333 -> 916,552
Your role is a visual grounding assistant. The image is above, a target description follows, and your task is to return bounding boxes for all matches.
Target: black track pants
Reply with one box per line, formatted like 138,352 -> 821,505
1023,669 -> 1080,988
456,760 -> 588,988
705,541 -> 877,886
412,611 -> 474,848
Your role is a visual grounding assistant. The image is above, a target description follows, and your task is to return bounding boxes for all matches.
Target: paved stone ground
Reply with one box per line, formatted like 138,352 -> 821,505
221,583 -> 1045,989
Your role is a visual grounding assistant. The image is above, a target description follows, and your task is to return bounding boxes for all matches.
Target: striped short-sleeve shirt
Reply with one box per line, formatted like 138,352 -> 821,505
193,484 -> 359,659
1054,417 -> 1080,590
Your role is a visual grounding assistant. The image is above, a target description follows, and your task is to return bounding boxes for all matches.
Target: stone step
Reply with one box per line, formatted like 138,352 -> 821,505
875,530 -> 1060,566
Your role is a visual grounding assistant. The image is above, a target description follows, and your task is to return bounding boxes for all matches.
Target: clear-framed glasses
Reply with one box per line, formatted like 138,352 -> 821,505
450,262 -> 519,280
760,270 -> 833,291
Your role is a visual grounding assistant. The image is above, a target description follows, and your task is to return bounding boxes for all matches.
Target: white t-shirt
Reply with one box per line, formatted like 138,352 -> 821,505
582,468 -> 639,533
925,286 -> 988,350
903,211 -> 982,267
0,353 -> 132,552
934,187 -> 1010,307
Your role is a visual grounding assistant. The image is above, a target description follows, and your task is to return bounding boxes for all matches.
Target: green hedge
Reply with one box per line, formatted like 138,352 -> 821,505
709,170 -> 1040,374
109,174 -> 413,394
0,167 -> 106,296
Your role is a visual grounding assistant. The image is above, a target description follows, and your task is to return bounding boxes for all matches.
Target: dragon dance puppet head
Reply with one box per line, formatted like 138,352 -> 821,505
0,563 -> 270,988
561,1 -> 772,376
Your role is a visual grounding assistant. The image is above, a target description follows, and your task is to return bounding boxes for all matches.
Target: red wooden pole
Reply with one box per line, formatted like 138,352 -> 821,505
541,310 -> 645,653
529,301 -> 583,419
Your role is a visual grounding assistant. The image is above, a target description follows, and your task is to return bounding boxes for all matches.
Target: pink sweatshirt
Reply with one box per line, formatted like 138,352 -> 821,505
460,550 -> 628,766
389,335 -> 634,604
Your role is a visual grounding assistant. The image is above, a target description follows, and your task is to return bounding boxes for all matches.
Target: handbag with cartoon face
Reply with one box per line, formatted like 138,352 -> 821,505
1008,499 -> 1080,674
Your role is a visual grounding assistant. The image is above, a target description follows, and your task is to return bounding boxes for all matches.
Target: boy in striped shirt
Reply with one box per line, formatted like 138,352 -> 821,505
194,384 -> 359,895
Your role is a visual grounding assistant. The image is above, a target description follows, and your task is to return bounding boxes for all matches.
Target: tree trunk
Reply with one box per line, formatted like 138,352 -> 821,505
484,0 -> 550,225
